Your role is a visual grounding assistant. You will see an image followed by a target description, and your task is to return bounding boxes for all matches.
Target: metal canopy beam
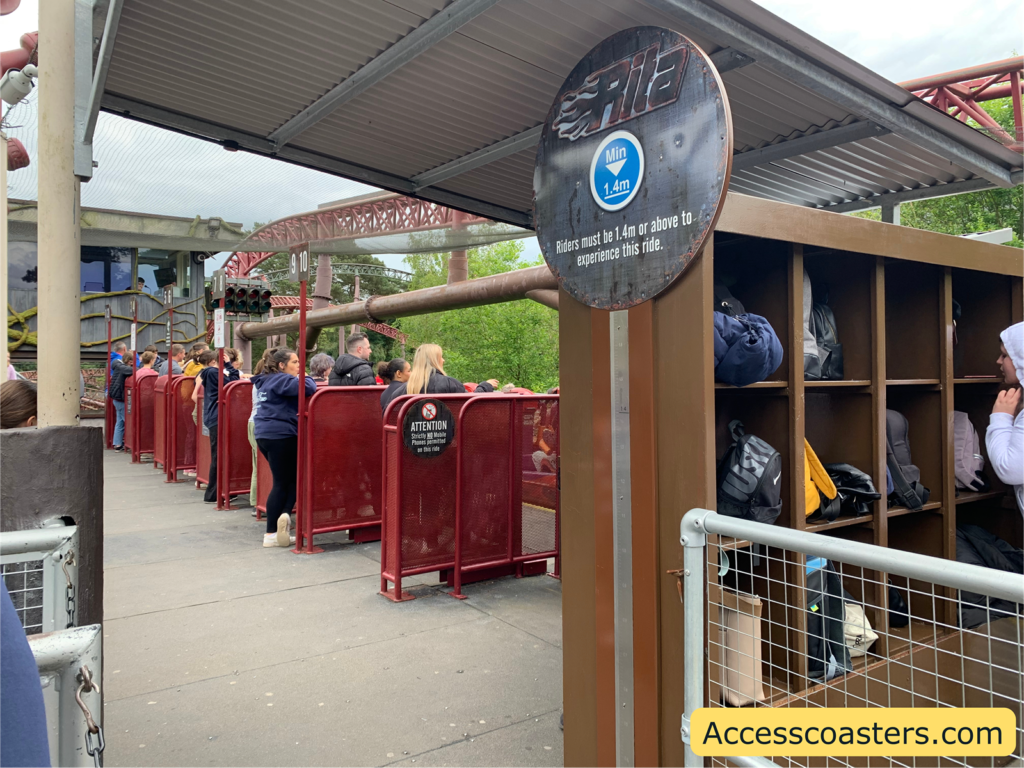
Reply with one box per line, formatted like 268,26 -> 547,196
822,177 -> 994,213
84,0 -> 124,144
100,94 -> 533,228
267,0 -> 502,148
410,46 -> 754,190
645,0 -> 1015,187
732,121 -> 890,172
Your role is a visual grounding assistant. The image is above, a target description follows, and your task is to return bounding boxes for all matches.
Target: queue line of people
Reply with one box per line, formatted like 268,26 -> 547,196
2,332 -> 569,554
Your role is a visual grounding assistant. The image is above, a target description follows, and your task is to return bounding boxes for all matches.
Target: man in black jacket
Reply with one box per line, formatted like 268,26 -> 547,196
109,342 -> 134,450
328,333 -> 377,387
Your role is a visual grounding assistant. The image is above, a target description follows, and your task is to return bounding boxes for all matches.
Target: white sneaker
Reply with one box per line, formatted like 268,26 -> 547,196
263,533 -> 279,548
276,512 -> 290,547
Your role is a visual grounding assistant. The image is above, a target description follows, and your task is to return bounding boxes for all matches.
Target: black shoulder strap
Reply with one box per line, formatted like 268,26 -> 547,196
885,423 -> 924,509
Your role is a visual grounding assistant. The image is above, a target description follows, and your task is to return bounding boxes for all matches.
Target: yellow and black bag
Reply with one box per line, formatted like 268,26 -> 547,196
805,439 -> 840,522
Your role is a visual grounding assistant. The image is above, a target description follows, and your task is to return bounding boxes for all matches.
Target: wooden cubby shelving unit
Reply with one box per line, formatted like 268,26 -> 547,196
708,230 -> 1023,711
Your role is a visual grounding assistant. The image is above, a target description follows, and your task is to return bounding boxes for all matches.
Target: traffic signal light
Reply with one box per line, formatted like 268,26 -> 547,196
205,279 -> 272,316
224,285 -> 240,312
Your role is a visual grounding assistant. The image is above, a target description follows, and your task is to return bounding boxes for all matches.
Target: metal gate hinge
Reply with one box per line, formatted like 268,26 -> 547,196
681,714 -> 691,744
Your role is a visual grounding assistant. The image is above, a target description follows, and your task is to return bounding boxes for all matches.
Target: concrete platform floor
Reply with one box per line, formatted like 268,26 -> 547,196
101,448 -> 563,767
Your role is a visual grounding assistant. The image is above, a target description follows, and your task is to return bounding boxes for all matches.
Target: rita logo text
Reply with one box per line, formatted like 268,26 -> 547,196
552,39 -> 689,140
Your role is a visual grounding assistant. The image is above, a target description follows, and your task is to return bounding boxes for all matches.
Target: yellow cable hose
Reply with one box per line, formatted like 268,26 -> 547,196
7,290 -> 206,351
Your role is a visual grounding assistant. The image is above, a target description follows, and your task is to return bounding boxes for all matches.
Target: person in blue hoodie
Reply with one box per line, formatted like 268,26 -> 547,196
198,349 -> 241,503
251,348 -> 316,548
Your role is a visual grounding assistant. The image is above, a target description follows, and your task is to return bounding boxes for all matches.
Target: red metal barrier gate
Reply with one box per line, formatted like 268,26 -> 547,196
124,374 -> 157,463
154,376 -> 198,480
380,393 -> 559,601
218,380 -> 254,509
295,385 -> 386,552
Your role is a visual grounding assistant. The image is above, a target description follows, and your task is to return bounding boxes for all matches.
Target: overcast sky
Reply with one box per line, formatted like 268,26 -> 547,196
2,0 -> 1021,273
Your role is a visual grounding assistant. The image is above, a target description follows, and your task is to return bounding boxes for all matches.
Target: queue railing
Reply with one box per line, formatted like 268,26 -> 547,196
217,379 -> 254,510
124,374 -> 157,463
451,394 -> 559,598
154,375 -> 197,480
195,387 -> 211,489
294,385 -> 386,552
380,393 -> 559,602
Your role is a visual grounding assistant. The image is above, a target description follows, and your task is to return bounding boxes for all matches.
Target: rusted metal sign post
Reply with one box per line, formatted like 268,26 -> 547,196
104,305 -> 113,449
534,26 -> 732,767
211,269 -> 229,509
289,243 -> 318,553
163,286 -> 176,482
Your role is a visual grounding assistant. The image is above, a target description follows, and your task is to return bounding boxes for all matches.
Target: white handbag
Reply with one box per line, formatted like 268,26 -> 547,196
843,603 -> 879,657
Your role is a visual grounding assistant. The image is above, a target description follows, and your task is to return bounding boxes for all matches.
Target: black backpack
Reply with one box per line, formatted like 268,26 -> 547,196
806,558 -> 853,681
717,420 -> 783,525
885,409 -> 930,510
803,271 -> 844,380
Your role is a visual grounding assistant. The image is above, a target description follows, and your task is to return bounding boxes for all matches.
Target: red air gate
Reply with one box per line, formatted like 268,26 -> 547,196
195,387 -> 211,489
293,386 -> 386,551
380,394 -> 560,601
217,380 -> 254,509
124,374 -> 157,463
154,376 -> 198,480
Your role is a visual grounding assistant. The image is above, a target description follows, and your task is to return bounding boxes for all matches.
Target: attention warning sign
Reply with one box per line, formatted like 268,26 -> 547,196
402,399 -> 455,458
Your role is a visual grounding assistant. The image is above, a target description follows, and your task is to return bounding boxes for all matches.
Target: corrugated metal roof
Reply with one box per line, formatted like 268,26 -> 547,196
101,0 -> 1023,225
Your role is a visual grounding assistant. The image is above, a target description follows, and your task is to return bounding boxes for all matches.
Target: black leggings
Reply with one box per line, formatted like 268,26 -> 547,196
256,436 -> 297,535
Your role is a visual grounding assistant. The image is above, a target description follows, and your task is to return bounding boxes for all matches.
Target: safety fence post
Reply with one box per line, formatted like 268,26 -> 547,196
104,304 -> 113,449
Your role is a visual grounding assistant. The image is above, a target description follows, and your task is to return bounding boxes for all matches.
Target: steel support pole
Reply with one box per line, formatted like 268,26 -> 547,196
295,277 -> 316,553
609,310 -> 634,767
1,133 -> 8,384
448,210 -> 469,285
215,303 -> 226,510
37,0 -> 82,427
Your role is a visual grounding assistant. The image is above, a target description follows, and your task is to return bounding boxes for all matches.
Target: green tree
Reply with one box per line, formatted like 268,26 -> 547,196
852,96 -> 1023,246
401,240 -> 559,392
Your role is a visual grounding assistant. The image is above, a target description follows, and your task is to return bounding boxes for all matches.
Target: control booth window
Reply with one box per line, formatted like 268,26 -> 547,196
137,250 -> 191,298
80,246 -> 133,294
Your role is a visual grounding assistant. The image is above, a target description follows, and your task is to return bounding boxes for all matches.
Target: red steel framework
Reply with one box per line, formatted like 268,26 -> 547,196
124,373 -> 157,464
901,56 -> 1024,152
223,194 -> 490,278
217,380 -> 254,510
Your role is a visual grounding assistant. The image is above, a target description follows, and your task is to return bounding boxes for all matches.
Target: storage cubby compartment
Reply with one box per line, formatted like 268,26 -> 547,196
805,391 -> 874,484
952,268 -> 1014,379
716,545 -> 804,697
886,513 -> 946,628
886,388 -> 944,510
715,391 -> 792,525
804,250 -> 874,383
885,260 -> 942,381
712,235 -> 790,383
953,387 -> 1007,498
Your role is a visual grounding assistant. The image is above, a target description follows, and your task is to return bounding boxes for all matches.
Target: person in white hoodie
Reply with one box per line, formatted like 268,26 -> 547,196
986,321 -> 1023,517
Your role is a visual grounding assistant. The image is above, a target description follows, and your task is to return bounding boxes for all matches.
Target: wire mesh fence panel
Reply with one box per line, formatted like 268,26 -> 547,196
2,559 -> 46,634
1,528 -> 79,636
679,510 -> 1023,768
303,387 -> 386,537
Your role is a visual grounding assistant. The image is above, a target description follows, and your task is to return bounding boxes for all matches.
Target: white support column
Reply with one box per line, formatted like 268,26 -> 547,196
1,132 -> 9,383
37,0 -> 82,426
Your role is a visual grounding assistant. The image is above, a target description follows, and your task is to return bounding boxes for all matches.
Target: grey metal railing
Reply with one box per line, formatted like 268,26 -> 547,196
678,508 -> 1024,768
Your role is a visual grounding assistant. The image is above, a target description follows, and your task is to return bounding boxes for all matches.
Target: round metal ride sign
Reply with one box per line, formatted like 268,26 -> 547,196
402,399 -> 456,458
534,27 -> 732,310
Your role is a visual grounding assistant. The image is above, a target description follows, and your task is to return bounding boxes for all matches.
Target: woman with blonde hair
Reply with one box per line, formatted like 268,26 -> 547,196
388,343 -> 497,403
